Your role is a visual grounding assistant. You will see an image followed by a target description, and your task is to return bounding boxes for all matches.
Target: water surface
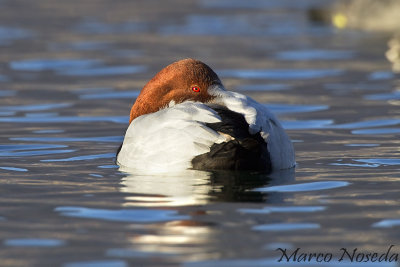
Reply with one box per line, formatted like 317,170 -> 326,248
0,0 -> 399,266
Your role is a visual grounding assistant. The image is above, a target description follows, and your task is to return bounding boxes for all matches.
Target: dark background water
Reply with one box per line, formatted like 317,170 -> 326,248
0,0 -> 399,266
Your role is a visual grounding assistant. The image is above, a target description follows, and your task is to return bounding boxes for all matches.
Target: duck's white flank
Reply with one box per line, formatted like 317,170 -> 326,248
117,101 -> 226,173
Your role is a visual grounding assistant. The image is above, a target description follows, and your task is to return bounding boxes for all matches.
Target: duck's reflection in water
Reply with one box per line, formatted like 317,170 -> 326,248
120,170 -> 212,207
120,169 -> 295,207
113,168 -> 295,263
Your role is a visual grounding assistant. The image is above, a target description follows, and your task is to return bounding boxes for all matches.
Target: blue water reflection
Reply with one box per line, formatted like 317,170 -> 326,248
0,116 -> 127,124
276,49 -> 355,61
344,144 -> 379,147
4,238 -> 65,247
49,41 -> 112,51
330,162 -> 380,168
324,83 -> 391,91
354,158 -> 400,166
333,118 -> 400,129
368,71 -> 395,80
0,149 -> 75,157
10,58 -> 146,77
352,128 -> 400,135
12,136 -> 123,143
160,14 -> 330,36
219,69 -> 344,80
239,206 -> 326,214
0,144 -> 73,157
0,166 -> 28,172
0,26 -> 33,43
74,19 -> 148,34
0,103 -> 72,112
0,144 -> 67,151
253,223 -> 320,231
98,165 -> 119,169
254,181 -> 350,193
64,260 -> 128,267
267,103 -> 329,114
79,90 -> 140,100
366,91 -> 400,100
59,65 -> 146,77
237,84 -> 292,91
55,206 -> 190,222
32,129 -> 64,134
10,59 -> 100,71
281,120 -> 333,130
42,153 -> 115,162
373,219 -> 400,228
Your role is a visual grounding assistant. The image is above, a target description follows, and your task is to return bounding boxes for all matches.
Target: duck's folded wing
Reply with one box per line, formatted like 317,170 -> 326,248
211,89 -> 295,170
117,101 -> 226,173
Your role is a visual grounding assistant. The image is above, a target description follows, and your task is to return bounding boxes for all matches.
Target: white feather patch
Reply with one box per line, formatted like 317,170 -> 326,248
117,101 -> 227,173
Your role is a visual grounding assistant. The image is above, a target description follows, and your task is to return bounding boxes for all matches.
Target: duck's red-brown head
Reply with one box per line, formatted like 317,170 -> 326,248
129,58 -> 222,123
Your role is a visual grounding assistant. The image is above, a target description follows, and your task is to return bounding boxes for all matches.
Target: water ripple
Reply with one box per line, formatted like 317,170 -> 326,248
267,104 -> 329,114
33,129 -> 64,134
0,144 -> 67,151
0,90 -> 15,97
79,90 -> 140,100
368,71 -> 395,80
50,41 -> 112,51
239,206 -> 326,214
366,91 -> 400,101
59,65 -> 147,77
344,144 -> 379,147
219,69 -> 344,79
0,149 -> 75,157
55,206 -> 189,223
330,162 -> 379,168
281,120 -> 333,130
354,159 -> 400,166
74,19 -> 148,34
372,219 -> 400,228
4,238 -> 65,247
0,26 -> 33,42
64,260 -> 128,267
0,103 -> 72,112
10,59 -> 100,71
352,128 -> 400,135
11,136 -> 123,143
333,118 -> 400,129
41,153 -> 115,162
0,166 -> 28,172
253,181 -> 350,193
0,116 -> 128,124
276,49 -> 355,61
237,84 -> 292,91
253,223 -> 320,231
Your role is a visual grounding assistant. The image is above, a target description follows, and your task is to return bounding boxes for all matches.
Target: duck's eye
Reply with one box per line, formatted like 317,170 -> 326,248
192,86 -> 200,93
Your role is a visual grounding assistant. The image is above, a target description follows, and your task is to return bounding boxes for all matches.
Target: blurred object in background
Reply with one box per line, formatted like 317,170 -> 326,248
386,34 -> 400,72
330,0 -> 400,73
331,0 -> 400,32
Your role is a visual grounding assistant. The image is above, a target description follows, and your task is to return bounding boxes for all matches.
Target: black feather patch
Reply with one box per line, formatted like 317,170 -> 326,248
191,106 -> 271,172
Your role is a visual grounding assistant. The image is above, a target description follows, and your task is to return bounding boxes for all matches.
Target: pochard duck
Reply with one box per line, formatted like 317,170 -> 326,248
117,58 -> 295,173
